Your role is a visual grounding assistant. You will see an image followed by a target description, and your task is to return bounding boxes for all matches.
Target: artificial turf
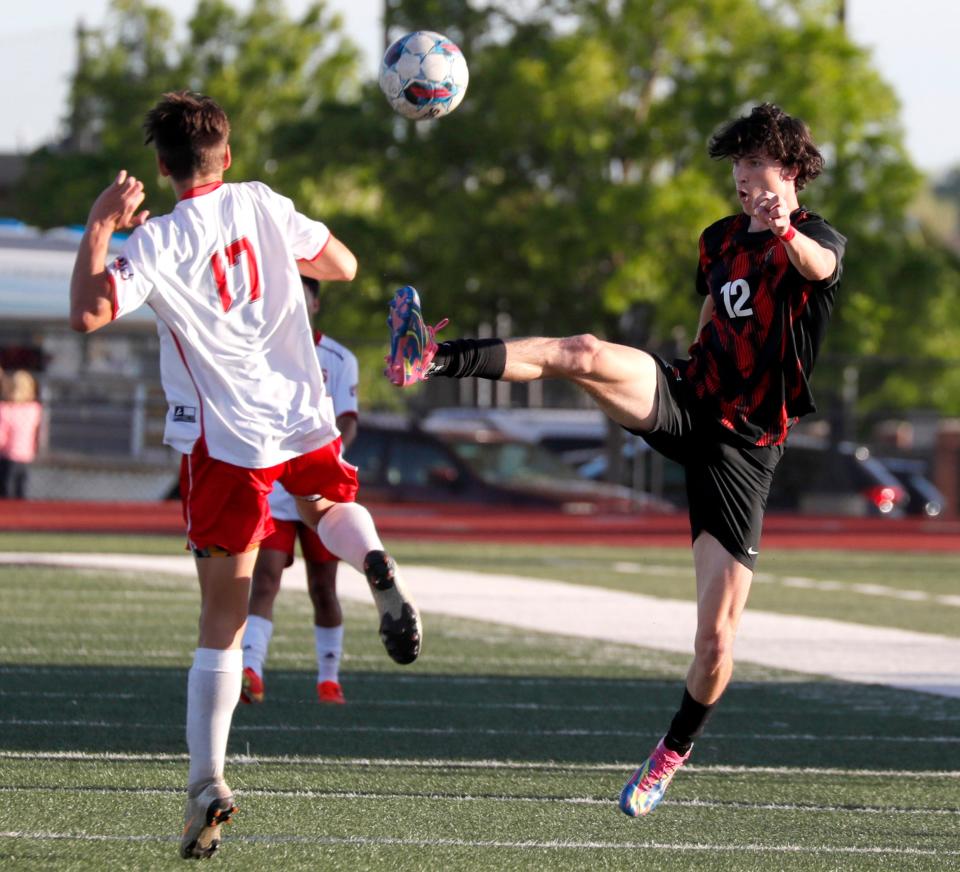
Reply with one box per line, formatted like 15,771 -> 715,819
0,543 -> 958,870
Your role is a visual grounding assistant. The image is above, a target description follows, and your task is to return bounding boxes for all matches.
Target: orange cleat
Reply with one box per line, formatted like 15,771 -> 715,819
239,667 -> 264,704
317,680 -> 346,705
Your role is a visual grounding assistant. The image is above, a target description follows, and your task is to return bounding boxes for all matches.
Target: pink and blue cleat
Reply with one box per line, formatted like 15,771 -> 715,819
618,737 -> 691,817
385,286 -> 448,386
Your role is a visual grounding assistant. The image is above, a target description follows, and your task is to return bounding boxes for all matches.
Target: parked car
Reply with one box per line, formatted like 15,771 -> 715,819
422,407 -> 608,466
766,436 -> 908,517
875,457 -> 945,518
577,432 -> 911,518
344,415 -> 673,514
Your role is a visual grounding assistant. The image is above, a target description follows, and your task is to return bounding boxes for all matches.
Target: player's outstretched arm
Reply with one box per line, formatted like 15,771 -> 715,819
751,190 -> 836,282
70,170 -> 150,333
298,235 -> 358,282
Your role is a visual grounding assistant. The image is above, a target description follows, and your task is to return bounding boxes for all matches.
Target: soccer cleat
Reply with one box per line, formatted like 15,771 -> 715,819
618,737 -> 691,818
239,667 -> 264,705
179,781 -> 238,859
363,549 -> 422,665
317,680 -> 346,705
385,285 -> 449,387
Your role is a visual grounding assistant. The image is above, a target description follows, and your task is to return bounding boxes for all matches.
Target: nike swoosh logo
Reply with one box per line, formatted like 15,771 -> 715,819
747,547 -> 759,556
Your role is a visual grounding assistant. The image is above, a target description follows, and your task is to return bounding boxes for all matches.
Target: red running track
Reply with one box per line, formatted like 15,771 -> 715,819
0,500 -> 958,552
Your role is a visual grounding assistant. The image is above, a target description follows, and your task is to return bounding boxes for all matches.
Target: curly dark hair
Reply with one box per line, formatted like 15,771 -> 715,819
708,103 -> 824,191
143,91 -> 231,182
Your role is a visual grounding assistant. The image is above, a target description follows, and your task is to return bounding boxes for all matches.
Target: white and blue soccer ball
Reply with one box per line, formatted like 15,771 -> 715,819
378,30 -> 469,121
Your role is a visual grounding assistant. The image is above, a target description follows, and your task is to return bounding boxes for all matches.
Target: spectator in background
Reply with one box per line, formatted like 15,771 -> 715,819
0,370 -> 43,498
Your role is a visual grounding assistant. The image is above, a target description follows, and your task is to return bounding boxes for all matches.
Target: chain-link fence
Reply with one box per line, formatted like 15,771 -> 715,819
3,322 -> 959,514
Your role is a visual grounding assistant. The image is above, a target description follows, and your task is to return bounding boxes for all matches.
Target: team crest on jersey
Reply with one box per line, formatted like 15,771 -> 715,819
112,256 -> 134,281
172,405 -> 197,423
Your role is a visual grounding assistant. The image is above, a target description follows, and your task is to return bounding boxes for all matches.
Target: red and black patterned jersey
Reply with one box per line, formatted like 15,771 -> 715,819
678,208 -> 846,447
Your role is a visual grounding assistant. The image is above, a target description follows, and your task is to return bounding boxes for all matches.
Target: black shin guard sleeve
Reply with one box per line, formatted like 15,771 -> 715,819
664,688 -> 715,754
433,338 -> 507,380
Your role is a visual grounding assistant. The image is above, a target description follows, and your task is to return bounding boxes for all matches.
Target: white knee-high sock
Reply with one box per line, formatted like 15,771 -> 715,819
315,624 -> 344,683
315,503 -> 384,572
242,614 -> 273,676
186,647 -> 242,794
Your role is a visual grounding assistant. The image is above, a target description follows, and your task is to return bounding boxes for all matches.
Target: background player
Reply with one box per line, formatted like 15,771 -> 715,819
386,103 -> 845,818
242,276 -> 360,706
70,91 -> 421,860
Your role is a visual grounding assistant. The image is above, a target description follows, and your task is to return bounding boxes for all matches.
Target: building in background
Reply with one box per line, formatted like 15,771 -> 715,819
0,221 -> 177,499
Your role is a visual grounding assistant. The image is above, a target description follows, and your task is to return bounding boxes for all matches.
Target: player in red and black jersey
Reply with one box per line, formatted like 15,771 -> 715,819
389,103 -> 845,818
684,169 -> 845,448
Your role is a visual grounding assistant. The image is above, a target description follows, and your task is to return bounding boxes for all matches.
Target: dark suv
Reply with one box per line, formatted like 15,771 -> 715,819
577,432 -> 910,517
344,416 -> 671,514
874,457 -> 945,518
766,436 -> 908,517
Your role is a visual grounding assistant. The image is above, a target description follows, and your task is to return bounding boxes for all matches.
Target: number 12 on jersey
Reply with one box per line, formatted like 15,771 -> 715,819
720,278 -> 753,318
210,237 -> 261,312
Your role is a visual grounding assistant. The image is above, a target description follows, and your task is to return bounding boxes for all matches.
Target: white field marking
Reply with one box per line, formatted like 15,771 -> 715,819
0,690 -> 140,700
0,660 -> 949,716
0,689 -> 667,713
2,750 -> 959,779
0,665 -> 688,688
612,562 -> 690,576
2,688 -> 954,720
2,717 -> 957,744
0,831 -> 956,856
0,784 -> 953,817
3,552 -> 960,698
0,614 -> 192,627
615,560 -> 960,608
0,649 -> 668,668
0,648 -> 190,660
0,682 -> 618,711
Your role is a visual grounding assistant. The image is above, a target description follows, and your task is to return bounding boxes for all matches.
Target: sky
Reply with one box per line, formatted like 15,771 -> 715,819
0,0 -> 957,176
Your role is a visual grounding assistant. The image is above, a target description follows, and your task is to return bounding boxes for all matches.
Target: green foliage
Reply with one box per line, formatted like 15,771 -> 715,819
11,0 -> 960,412
14,0 -> 361,225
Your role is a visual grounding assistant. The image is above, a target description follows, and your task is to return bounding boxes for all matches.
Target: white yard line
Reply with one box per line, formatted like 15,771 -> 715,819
0,784 -> 953,816
0,830 -> 955,856
3,715 -> 957,743
2,552 -> 959,699
4,749 -> 960,778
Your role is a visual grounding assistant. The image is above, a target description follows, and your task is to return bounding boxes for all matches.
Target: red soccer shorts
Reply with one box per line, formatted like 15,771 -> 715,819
260,517 -> 336,566
180,437 -> 358,554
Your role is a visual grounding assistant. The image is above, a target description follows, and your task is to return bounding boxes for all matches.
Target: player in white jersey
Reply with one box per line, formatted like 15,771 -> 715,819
68,91 -> 421,861
241,276 -> 359,706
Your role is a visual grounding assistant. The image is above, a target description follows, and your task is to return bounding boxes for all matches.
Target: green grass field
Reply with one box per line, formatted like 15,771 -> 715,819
1,534 -> 958,870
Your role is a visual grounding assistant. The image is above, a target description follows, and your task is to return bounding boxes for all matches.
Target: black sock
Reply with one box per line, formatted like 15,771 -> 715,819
663,687 -> 715,755
431,338 -> 506,379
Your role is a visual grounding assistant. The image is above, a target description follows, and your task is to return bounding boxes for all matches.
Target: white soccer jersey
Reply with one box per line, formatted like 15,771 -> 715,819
105,180 -> 339,468
269,332 -> 359,522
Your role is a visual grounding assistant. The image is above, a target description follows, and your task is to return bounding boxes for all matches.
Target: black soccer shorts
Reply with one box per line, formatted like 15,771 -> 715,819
633,356 -> 784,570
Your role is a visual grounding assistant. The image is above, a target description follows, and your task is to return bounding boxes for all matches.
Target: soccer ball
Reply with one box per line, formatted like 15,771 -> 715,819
378,31 -> 469,120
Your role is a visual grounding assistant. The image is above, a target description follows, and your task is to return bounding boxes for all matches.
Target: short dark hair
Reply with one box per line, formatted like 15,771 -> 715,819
301,276 -> 320,298
708,103 -> 824,191
143,91 -> 230,182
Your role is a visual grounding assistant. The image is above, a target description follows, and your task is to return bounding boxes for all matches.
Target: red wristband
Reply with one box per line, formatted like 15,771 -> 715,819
780,225 -> 796,243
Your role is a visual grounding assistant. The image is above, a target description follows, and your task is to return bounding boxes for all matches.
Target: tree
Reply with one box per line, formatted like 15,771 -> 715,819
12,0 -> 960,415
14,0 -> 362,227
372,0 -> 960,413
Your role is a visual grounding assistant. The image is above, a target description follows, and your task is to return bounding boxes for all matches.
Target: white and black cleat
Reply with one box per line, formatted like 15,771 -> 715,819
363,550 -> 422,665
